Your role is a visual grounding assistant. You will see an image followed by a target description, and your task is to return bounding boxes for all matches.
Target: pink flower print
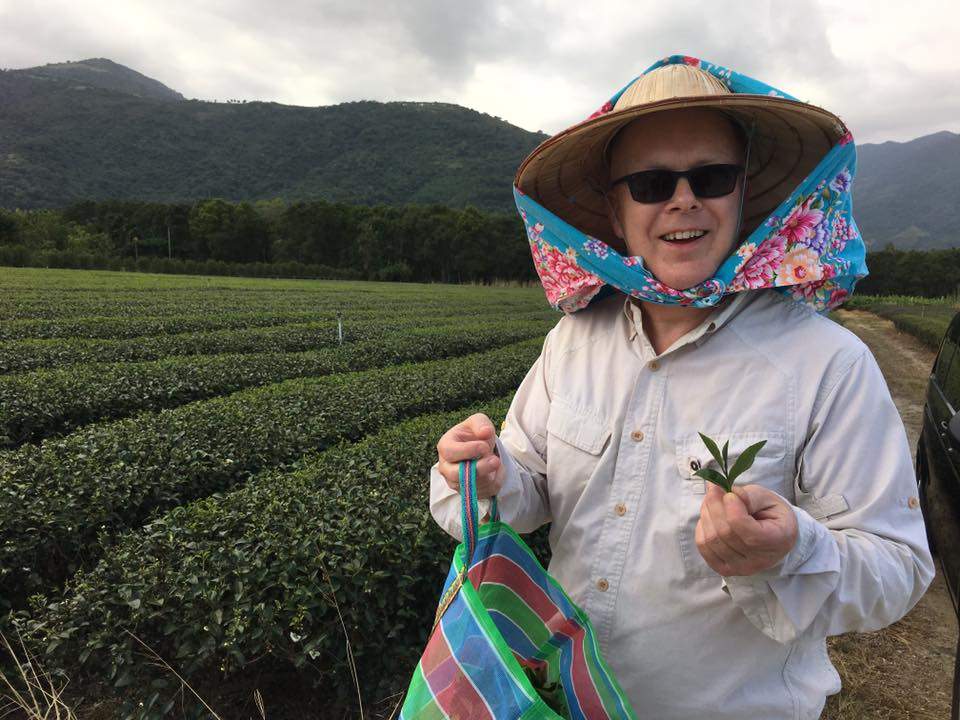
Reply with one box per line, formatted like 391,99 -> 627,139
789,275 -> 833,302
778,197 -> 824,248
682,56 -> 701,66
729,235 -> 787,291
776,247 -> 823,287
530,240 -> 604,309
734,242 -> 757,273
587,100 -> 615,120
829,215 -> 856,252
764,215 -> 780,228
829,168 -> 852,194
827,287 -> 850,308
622,256 -> 643,267
839,130 -> 854,146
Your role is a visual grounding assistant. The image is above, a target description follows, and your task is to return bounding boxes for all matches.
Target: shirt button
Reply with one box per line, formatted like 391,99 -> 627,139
908,496 -> 920,509
631,429 -> 644,442
614,502 -> 627,516
707,322 -> 716,332
597,578 -> 609,592
648,360 -> 660,371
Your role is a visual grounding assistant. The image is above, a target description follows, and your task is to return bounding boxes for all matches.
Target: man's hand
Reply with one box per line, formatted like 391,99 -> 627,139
436,413 -> 505,500
695,483 -> 799,577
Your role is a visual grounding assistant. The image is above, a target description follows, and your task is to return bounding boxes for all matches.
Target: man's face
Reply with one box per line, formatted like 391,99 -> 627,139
606,109 -> 745,291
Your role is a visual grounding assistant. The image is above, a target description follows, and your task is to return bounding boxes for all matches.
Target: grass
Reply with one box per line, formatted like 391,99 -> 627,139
844,294 -> 959,351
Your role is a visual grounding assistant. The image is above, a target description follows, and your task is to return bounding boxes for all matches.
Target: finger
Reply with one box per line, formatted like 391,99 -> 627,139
699,497 -> 748,564
439,455 -> 500,490
696,520 -> 736,576
703,485 -> 750,555
731,485 -> 785,520
466,414 -> 497,452
731,485 -> 795,541
438,436 -> 495,464
723,490 -> 767,549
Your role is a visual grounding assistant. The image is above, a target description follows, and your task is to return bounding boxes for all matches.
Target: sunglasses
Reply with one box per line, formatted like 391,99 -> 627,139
610,164 -> 744,204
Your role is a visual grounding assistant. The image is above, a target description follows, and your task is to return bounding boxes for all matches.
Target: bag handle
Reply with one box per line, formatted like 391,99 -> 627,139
458,458 -> 501,567
432,459 -> 502,629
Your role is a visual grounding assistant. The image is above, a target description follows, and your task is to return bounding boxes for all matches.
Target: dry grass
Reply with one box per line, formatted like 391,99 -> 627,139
823,309 -> 956,719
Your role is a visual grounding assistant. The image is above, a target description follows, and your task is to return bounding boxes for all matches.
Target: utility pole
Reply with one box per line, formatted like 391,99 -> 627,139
167,222 -> 172,259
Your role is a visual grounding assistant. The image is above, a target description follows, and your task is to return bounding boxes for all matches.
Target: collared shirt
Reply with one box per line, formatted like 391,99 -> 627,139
429,288 -> 935,720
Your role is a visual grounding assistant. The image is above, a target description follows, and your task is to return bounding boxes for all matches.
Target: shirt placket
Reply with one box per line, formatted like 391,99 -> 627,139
585,353 -> 667,650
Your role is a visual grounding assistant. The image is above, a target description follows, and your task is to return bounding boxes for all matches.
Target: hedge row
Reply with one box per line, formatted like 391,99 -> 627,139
0,300 -> 549,341
1,290 -> 542,318
0,321 -> 383,373
0,337 -> 546,610
0,318 -> 554,446
25,396 -> 553,718
0,309 -> 553,374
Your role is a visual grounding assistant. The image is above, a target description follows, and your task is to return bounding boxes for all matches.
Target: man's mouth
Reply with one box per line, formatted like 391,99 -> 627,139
660,229 -> 708,244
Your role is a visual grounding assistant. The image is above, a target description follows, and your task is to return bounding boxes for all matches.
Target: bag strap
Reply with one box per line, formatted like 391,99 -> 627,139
458,458 -> 500,567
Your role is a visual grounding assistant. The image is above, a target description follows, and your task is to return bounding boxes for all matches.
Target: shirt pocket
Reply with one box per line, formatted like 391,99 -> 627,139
674,430 -> 789,579
545,396 -> 612,491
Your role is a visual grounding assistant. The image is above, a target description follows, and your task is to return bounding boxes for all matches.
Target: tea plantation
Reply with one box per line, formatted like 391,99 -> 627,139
0,268 -> 559,718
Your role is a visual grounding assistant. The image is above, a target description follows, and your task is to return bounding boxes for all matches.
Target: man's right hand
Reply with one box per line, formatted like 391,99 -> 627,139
436,413 -> 505,500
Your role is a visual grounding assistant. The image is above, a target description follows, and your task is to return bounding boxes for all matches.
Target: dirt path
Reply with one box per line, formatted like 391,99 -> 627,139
823,310 -> 956,719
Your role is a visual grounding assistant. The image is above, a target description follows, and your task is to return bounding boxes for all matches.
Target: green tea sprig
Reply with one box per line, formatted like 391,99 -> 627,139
695,432 -> 767,493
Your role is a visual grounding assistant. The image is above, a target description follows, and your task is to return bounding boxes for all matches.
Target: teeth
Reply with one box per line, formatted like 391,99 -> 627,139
662,230 -> 707,241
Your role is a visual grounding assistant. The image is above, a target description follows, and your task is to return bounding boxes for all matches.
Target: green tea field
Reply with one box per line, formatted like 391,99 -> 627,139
0,268 -> 955,719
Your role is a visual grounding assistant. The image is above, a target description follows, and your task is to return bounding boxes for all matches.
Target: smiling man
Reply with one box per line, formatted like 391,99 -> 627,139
428,56 -> 934,719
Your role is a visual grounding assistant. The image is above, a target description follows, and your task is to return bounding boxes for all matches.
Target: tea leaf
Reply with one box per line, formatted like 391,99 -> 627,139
726,440 -> 768,485
698,432 -> 726,472
694,467 -> 730,493
721,439 -> 729,475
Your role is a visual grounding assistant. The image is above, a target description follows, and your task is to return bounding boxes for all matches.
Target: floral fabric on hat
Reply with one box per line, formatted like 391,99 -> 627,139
514,54 -> 868,315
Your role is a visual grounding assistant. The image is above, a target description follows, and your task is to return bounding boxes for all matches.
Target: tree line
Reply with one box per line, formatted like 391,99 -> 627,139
0,199 -> 537,284
0,198 -> 957,296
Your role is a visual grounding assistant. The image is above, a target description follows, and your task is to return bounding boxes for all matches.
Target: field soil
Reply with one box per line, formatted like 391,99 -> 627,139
825,309 -> 956,719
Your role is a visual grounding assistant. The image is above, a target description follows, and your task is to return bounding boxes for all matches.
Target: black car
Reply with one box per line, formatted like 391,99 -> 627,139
917,309 -> 960,717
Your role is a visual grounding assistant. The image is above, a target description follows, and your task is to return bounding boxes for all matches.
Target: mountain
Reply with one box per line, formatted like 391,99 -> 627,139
854,130 -> 960,250
0,58 -> 957,250
3,58 -> 184,102
0,59 -> 547,213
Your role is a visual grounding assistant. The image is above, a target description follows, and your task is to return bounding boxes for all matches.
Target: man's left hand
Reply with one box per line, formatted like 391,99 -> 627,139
695,483 -> 799,577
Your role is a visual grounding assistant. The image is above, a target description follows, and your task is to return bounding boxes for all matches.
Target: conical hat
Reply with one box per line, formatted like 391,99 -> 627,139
514,61 -> 849,252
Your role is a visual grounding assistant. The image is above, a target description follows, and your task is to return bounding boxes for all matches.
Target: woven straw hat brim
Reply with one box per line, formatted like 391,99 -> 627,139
514,94 -> 848,252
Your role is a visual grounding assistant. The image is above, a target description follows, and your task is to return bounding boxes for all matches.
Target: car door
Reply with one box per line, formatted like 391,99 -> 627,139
926,312 -> 960,609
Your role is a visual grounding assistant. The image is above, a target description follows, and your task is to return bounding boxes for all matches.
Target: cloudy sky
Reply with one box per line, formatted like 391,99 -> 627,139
2,0 -> 957,144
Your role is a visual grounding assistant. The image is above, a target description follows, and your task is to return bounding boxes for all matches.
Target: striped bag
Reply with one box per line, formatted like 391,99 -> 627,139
400,458 -> 637,719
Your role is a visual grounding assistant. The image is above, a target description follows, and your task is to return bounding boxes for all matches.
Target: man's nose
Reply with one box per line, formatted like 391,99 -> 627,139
666,177 -> 701,211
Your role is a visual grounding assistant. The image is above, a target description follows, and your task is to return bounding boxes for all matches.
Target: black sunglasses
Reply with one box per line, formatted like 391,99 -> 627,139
611,164 -> 744,204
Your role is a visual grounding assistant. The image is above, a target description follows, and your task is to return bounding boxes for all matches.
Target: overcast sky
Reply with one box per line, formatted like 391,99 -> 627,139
2,0 -> 957,145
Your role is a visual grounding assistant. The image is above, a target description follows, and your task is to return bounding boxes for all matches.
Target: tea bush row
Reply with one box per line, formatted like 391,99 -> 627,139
0,319 -> 554,446
0,309 -> 553,374
25,396 -> 553,718
0,337 -> 546,610
0,299 -> 549,341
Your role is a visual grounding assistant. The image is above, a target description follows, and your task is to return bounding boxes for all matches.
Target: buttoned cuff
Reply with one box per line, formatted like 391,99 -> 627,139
721,503 -> 841,643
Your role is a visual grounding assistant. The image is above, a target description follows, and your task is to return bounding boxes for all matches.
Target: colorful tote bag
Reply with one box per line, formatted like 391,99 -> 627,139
401,458 -> 637,719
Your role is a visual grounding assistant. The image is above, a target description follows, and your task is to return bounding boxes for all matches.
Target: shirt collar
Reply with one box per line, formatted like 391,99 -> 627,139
621,290 -> 756,349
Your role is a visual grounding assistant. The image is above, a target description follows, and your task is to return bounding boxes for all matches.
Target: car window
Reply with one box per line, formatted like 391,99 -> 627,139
942,314 -> 960,409
935,312 -> 960,388
935,340 -> 955,386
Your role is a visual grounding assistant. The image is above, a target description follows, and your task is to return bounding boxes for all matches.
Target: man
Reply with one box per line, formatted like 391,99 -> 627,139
429,56 -> 934,718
